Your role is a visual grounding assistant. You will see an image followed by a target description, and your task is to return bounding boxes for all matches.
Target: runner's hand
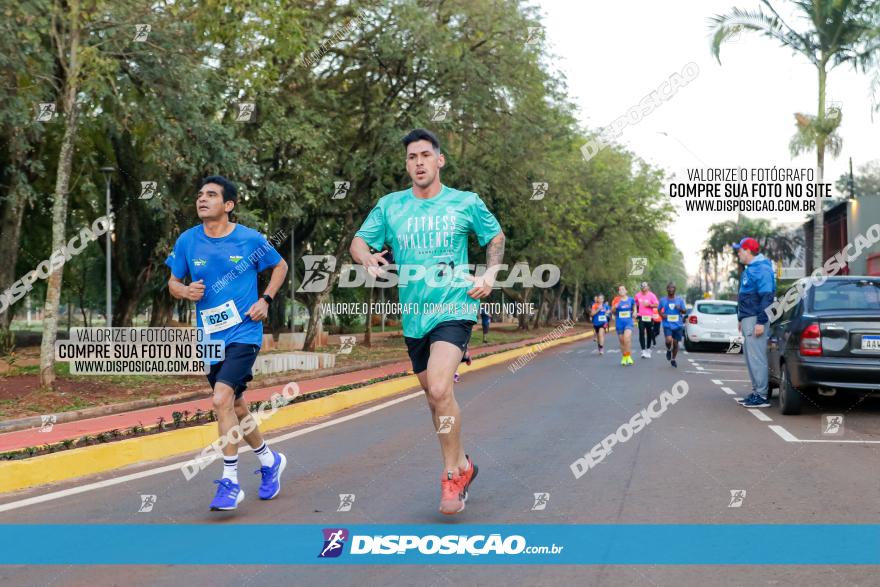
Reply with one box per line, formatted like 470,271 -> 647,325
465,274 -> 493,299
754,324 -> 764,337
246,298 -> 269,321
187,279 -> 205,302
363,250 -> 390,278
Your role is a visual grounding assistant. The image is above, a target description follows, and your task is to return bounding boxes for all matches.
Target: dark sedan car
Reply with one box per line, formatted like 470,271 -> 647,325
767,276 -> 880,415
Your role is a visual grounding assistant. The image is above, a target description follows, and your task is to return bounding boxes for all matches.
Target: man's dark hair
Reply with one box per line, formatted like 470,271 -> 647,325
200,175 -> 237,203
200,175 -> 237,218
199,175 -> 238,220
401,128 -> 441,154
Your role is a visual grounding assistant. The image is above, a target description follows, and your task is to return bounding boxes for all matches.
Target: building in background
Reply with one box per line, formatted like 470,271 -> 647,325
804,197 -> 880,277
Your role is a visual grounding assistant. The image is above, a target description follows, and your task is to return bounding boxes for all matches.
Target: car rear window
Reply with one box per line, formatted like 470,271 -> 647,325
812,280 -> 880,311
696,303 -> 737,315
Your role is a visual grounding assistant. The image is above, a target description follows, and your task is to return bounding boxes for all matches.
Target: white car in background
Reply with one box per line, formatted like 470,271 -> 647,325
684,300 -> 743,352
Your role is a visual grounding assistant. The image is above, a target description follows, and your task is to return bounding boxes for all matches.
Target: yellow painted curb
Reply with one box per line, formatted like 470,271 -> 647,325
0,327 -> 594,494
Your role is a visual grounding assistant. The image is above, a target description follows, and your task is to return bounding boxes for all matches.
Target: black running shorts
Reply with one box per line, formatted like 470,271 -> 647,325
207,342 -> 259,398
404,320 -> 475,374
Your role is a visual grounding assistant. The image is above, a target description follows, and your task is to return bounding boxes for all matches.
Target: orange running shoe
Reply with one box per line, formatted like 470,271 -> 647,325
439,455 -> 478,515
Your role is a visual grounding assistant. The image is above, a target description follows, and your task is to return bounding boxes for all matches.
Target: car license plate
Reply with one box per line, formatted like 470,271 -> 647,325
862,335 -> 880,351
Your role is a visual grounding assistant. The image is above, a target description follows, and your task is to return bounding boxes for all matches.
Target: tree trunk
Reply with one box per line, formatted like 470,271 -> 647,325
40,2 -> 82,388
0,180 -> 27,329
302,293 -> 327,352
812,63 -> 827,272
364,286 -> 373,347
113,293 -> 139,327
531,288 -> 547,329
572,282 -> 580,322
545,285 -> 564,327
149,286 -> 174,327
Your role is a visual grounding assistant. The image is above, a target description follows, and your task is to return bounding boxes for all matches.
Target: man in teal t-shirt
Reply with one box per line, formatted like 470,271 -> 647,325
350,128 -> 505,516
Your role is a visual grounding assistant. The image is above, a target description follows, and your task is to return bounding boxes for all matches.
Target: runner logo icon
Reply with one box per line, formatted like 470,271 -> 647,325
138,494 -> 157,513
298,255 -> 337,292
39,414 -> 57,433
629,257 -> 648,276
319,528 -> 349,558
531,492 -> 550,511
337,494 -> 356,512
437,416 -> 455,434
728,489 -> 746,508
530,182 -> 548,201
822,414 -> 844,436
332,181 -> 350,200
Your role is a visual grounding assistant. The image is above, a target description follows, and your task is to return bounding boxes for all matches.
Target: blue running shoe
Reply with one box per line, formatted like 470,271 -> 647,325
736,393 -> 756,403
210,478 -> 244,511
257,451 -> 287,500
741,394 -> 770,408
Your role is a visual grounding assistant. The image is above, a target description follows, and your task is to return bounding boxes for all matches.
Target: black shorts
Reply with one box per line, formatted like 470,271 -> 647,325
404,320 -> 474,374
207,342 -> 259,398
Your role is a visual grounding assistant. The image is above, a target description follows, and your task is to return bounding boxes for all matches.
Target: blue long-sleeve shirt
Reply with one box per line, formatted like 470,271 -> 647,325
737,254 -> 776,325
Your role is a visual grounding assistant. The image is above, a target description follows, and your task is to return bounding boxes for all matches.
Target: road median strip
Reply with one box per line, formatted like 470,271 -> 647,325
0,328 -> 592,494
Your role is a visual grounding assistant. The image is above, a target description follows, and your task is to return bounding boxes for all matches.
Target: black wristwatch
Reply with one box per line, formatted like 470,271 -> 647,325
261,293 -> 273,305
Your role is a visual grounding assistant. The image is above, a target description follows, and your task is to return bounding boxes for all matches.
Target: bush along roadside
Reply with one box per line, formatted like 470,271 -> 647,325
0,371 -> 412,461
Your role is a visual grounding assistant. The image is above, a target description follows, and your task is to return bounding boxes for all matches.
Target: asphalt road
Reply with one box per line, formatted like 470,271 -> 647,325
2,334 -> 880,586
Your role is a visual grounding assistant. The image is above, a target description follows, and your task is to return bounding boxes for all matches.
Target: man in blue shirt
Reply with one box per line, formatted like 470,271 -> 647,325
166,175 -> 289,511
659,282 -> 687,368
733,237 -> 776,408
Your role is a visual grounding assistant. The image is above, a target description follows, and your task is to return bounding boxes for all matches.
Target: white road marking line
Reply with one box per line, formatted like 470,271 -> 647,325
771,424 -> 880,444
0,390 -> 427,514
711,379 -> 723,385
748,409 -> 773,422
721,387 -> 736,395
797,438 -> 880,444
769,425 -> 799,442
717,379 -> 751,382
682,351 -> 689,355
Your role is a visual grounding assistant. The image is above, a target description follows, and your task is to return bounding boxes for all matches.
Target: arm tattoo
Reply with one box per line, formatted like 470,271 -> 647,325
486,232 -> 505,271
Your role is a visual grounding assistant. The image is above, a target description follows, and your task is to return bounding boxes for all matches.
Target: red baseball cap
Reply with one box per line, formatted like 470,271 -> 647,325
732,237 -> 760,253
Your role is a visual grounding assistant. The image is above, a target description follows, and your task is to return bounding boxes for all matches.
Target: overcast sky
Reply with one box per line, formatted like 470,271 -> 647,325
538,0 -> 879,276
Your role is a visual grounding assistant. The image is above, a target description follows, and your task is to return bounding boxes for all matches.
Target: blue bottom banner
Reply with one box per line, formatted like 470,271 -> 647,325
2,524 -> 880,565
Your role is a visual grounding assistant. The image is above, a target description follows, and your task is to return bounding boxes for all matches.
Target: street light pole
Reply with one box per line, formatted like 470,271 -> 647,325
99,166 -> 115,327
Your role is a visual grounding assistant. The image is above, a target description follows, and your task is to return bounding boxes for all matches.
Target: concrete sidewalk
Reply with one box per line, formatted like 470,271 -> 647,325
0,329 -> 588,453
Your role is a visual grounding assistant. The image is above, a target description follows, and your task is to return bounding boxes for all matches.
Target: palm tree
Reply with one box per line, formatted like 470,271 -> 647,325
709,0 -> 880,272
702,217 -> 803,288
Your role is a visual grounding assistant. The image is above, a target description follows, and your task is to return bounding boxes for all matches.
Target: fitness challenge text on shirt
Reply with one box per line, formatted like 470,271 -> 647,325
396,214 -> 458,254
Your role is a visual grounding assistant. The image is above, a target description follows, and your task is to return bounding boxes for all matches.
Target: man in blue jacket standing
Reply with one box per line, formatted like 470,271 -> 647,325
733,237 -> 776,408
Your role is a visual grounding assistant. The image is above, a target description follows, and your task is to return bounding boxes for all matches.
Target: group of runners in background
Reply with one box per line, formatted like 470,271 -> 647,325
589,281 -> 688,368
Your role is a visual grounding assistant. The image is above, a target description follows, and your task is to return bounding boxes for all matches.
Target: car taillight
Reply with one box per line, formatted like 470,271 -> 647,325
799,323 -> 822,356
688,315 -> 698,324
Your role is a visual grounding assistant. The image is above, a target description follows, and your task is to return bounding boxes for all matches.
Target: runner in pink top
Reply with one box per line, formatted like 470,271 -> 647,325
634,282 -> 659,358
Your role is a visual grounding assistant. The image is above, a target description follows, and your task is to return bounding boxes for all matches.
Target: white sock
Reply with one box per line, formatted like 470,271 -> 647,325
222,456 -> 239,484
254,442 -> 275,467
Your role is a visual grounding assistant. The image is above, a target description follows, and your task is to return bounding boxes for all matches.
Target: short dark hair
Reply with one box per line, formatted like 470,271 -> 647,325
200,175 -> 237,203
402,128 -> 441,154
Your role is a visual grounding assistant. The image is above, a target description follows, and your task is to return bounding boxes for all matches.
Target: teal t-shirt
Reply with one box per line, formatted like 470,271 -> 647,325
355,184 -> 502,339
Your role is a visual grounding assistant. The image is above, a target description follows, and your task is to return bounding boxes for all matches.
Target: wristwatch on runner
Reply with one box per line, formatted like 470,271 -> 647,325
261,293 -> 273,305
